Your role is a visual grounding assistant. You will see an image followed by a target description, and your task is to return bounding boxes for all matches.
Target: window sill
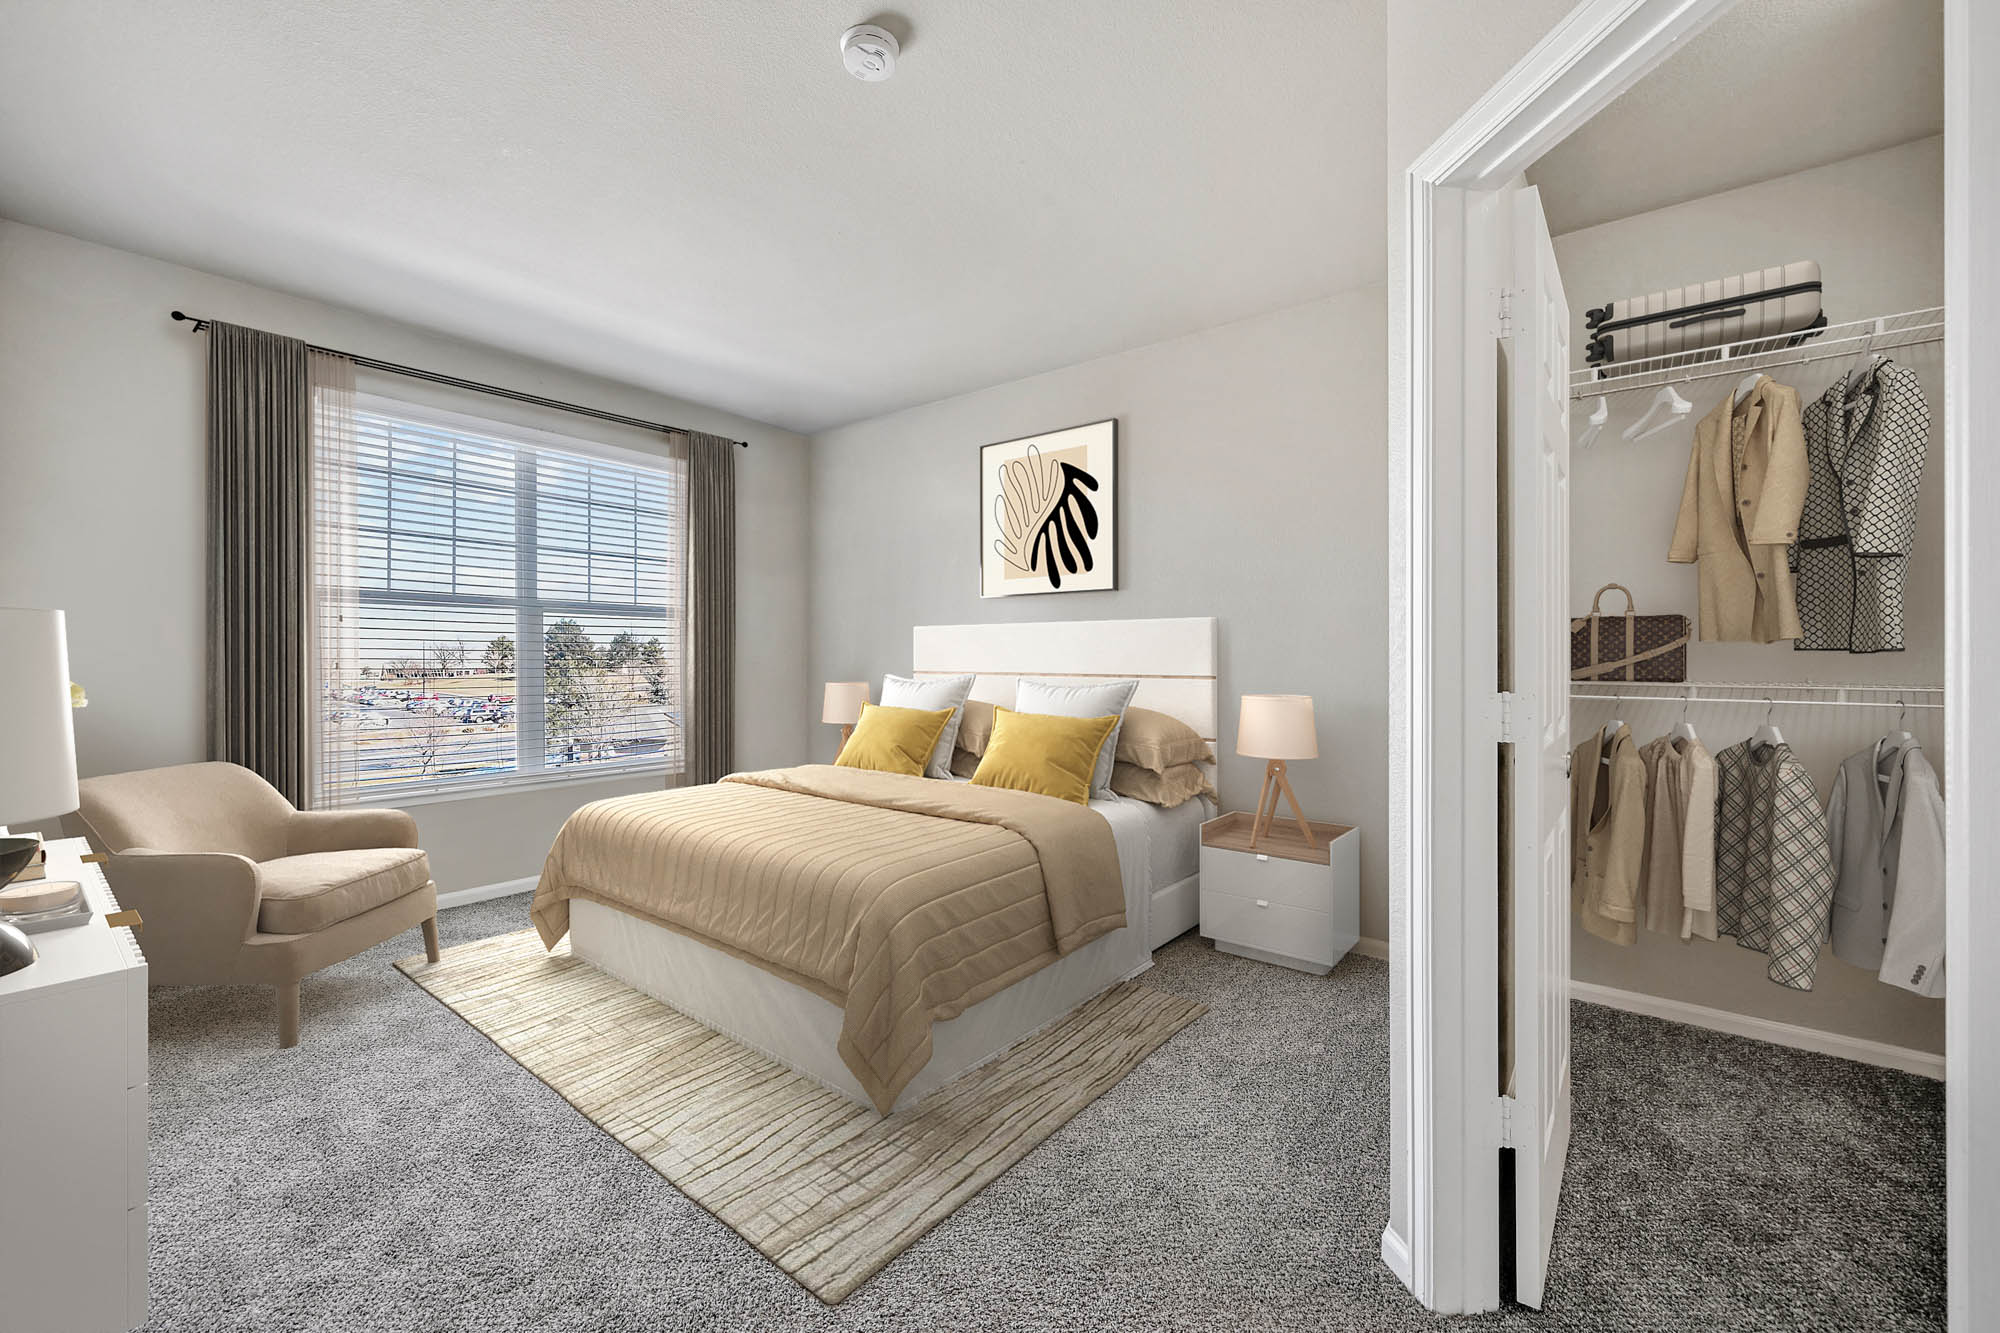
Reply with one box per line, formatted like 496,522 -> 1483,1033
329,762 -> 677,810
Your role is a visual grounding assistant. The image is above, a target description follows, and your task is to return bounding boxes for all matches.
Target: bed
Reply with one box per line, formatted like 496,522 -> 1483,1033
539,616 -> 1219,1114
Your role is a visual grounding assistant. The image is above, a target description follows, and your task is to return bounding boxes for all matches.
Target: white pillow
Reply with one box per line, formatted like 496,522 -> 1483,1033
879,673 -> 976,779
1013,677 -> 1140,796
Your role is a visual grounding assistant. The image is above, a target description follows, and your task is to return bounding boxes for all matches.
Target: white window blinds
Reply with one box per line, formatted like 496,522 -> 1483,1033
313,392 -> 686,804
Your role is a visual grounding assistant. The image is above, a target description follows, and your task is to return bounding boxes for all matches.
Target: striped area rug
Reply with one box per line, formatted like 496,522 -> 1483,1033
397,929 -> 1205,1303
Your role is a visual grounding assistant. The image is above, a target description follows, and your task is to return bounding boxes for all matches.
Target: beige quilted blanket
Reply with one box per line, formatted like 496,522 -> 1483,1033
529,765 -> 1126,1113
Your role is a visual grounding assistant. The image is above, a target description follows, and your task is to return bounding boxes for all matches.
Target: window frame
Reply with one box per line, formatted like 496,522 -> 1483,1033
316,392 -> 687,806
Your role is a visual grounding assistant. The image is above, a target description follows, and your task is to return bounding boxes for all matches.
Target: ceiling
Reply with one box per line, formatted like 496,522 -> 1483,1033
0,1 -> 1384,434
1530,0 -> 1943,236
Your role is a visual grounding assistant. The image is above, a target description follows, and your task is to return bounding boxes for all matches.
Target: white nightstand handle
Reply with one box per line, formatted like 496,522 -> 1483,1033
1255,853 -> 1269,862
1255,898 -> 1270,909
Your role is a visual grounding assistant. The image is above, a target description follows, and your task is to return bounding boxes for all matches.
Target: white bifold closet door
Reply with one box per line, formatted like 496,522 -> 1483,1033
1503,184 -> 1574,1310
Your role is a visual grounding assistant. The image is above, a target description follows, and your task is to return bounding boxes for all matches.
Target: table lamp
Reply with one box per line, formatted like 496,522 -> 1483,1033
822,681 -> 870,751
1236,693 -> 1318,850
0,608 -> 81,976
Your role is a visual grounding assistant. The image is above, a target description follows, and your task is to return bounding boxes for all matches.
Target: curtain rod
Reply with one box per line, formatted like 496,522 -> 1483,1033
169,311 -> 747,449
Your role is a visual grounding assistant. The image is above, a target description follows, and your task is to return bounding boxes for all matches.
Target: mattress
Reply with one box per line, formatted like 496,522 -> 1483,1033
570,788 -> 1204,1112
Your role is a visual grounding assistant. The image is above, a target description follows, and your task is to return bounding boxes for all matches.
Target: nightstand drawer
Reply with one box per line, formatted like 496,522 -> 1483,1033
1199,842 -> 1334,913
1199,889 -> 1335,967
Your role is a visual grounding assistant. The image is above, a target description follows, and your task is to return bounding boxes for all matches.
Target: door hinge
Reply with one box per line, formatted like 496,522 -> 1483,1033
1494,287 -> 1520,338
1497,1094 -> 1519,1148
1493,691 -> 1527,743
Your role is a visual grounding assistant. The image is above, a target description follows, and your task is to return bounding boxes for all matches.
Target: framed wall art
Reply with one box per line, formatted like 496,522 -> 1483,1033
979,419 -> 1117,598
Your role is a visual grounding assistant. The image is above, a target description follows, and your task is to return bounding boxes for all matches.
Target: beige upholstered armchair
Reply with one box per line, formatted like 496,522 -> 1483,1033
67,762 -> 440,1047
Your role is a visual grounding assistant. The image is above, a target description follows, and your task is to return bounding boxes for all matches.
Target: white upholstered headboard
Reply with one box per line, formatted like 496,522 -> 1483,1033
910,617 -> 1219,745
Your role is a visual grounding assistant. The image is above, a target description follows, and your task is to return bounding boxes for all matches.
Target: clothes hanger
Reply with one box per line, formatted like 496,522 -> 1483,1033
1752,697 -> 1784,747
1577,395 -> 1609,449
1671,689 -> 1699,743
1732,371 -> 1764,407
1886,698 -> 1915,749
1621,384 -> 1692,442
1841,318 -> 1885,402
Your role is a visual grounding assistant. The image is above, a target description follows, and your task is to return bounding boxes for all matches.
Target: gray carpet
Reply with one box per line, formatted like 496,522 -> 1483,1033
141,894 -> 1944,1332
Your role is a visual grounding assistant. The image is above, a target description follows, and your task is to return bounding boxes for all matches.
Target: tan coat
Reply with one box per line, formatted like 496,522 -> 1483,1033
1570,723 -> 1645,947
1667,376 -> 1808,643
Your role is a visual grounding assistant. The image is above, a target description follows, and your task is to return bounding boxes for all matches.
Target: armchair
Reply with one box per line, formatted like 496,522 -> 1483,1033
67,762 -> 440,1046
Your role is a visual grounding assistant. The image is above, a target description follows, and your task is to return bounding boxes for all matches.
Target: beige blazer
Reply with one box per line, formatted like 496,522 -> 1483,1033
1570,723 -> 1645,947
1667,376 -> 1808,643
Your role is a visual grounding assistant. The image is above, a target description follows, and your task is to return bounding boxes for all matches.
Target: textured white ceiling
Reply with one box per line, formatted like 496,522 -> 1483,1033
1530,0 -> 1942,236
0,1 -> 1385,433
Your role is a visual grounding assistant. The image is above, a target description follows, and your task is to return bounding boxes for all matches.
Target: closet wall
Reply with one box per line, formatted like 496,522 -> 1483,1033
1556,135 -> 1945,1055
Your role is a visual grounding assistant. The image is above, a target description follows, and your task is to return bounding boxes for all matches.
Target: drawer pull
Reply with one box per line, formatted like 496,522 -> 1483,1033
106,910 -> 142,932
1255,853 -> 1269,862
1255,898 -> 1270,909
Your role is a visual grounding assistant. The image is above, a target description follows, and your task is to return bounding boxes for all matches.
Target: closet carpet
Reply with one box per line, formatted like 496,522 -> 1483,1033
142,893 -> 1943,1333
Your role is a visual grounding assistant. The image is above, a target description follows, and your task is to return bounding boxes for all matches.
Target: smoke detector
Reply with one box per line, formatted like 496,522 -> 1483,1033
840,24 -> 898,82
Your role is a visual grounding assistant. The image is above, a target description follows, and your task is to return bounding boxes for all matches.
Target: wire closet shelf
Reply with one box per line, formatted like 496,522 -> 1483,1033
1567,305 -> 1944,401
1570,679 -> 1944,711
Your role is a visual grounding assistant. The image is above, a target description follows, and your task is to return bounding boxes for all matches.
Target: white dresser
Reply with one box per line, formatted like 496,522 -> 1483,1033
1198,811 -> 1360,975
0,837 -> 148,1333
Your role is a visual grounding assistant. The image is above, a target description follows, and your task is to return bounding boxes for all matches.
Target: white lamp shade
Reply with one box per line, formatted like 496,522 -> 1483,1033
0,607 -> 80,822
1236,693 -> 1318,761
822,681 -> 870,726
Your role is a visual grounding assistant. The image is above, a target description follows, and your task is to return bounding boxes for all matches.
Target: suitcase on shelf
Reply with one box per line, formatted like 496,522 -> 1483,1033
1584,260 -> 1825,368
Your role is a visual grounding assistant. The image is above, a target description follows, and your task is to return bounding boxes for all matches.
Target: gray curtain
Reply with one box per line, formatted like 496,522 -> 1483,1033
683,432 -> 737,783
206,321 -> 312,806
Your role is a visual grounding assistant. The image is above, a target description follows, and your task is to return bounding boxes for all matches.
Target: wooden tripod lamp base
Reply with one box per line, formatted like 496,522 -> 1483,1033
1250,758 -> 1317,850
1237,693 -> 1320,851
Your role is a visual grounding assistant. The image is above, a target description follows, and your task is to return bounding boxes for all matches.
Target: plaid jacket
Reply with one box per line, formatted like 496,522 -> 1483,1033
1714,738 -> 1836,989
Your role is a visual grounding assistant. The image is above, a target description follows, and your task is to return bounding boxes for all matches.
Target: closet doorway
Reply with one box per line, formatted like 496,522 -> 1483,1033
1388,0 -> 1995,1321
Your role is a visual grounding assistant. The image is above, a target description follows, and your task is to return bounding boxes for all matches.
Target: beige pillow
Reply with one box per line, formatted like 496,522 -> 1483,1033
953,698 -> 997,756
1108,760 -> 1217,809
950,747 -> 981,779
1114,707 -> 1216,773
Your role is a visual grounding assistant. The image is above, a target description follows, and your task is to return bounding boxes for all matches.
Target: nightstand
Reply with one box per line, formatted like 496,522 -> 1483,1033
1198,811 -> 1359,975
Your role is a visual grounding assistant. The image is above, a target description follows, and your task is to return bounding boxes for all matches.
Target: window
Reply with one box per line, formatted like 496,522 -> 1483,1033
313,394 -> 685,804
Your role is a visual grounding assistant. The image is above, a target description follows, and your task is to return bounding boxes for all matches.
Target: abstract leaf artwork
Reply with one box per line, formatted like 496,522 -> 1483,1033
979,420 -> 1117,597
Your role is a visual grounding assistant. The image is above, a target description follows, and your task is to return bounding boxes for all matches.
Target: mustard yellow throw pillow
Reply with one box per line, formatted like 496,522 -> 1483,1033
968,706 -> 1120,805
835,703 -> 957,777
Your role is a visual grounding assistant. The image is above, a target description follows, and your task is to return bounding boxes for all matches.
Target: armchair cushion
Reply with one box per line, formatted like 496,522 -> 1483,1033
256,847 -> 431,935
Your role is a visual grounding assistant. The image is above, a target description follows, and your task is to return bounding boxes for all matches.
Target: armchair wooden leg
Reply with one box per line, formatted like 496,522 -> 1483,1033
277,981 -> 300,1049
422,915 -> 441,964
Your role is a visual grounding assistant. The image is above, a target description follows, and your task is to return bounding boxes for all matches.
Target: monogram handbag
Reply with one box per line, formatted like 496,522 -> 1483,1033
1570,583 -> 1690,683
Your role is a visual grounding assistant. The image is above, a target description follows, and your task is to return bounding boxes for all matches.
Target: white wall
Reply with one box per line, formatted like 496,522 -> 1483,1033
0,218 -> 812,891
1555,137 -> 1947,1054
808,290 -> 1391,940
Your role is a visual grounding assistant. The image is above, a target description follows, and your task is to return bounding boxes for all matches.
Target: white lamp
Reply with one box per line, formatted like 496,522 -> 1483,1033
1236,693 -> 1318,850
822,681 -> 869,750
0,608 -> 80,829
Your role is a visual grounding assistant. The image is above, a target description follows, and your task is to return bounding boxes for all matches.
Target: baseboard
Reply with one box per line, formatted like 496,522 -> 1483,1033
1352,935 -> 1390,961
1570,979 -> 1945,1080
436,875 -> 538,910
1380,1222 -> 1414,1291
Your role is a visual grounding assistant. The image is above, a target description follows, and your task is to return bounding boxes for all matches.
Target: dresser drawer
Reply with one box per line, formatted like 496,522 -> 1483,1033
1200,841 -> 1333,912
1199,889 -> 1336,968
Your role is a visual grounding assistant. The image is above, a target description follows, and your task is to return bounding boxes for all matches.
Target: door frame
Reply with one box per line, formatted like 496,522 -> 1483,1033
1387,0 -> 1996,1319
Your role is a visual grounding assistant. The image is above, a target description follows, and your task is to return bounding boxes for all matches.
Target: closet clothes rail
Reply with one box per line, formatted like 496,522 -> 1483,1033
1571,681 -> 1944,710
1566,306 -> 1944,402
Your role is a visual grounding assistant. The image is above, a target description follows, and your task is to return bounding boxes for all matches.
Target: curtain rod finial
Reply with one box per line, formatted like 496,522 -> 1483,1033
171,310 -> 190,321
